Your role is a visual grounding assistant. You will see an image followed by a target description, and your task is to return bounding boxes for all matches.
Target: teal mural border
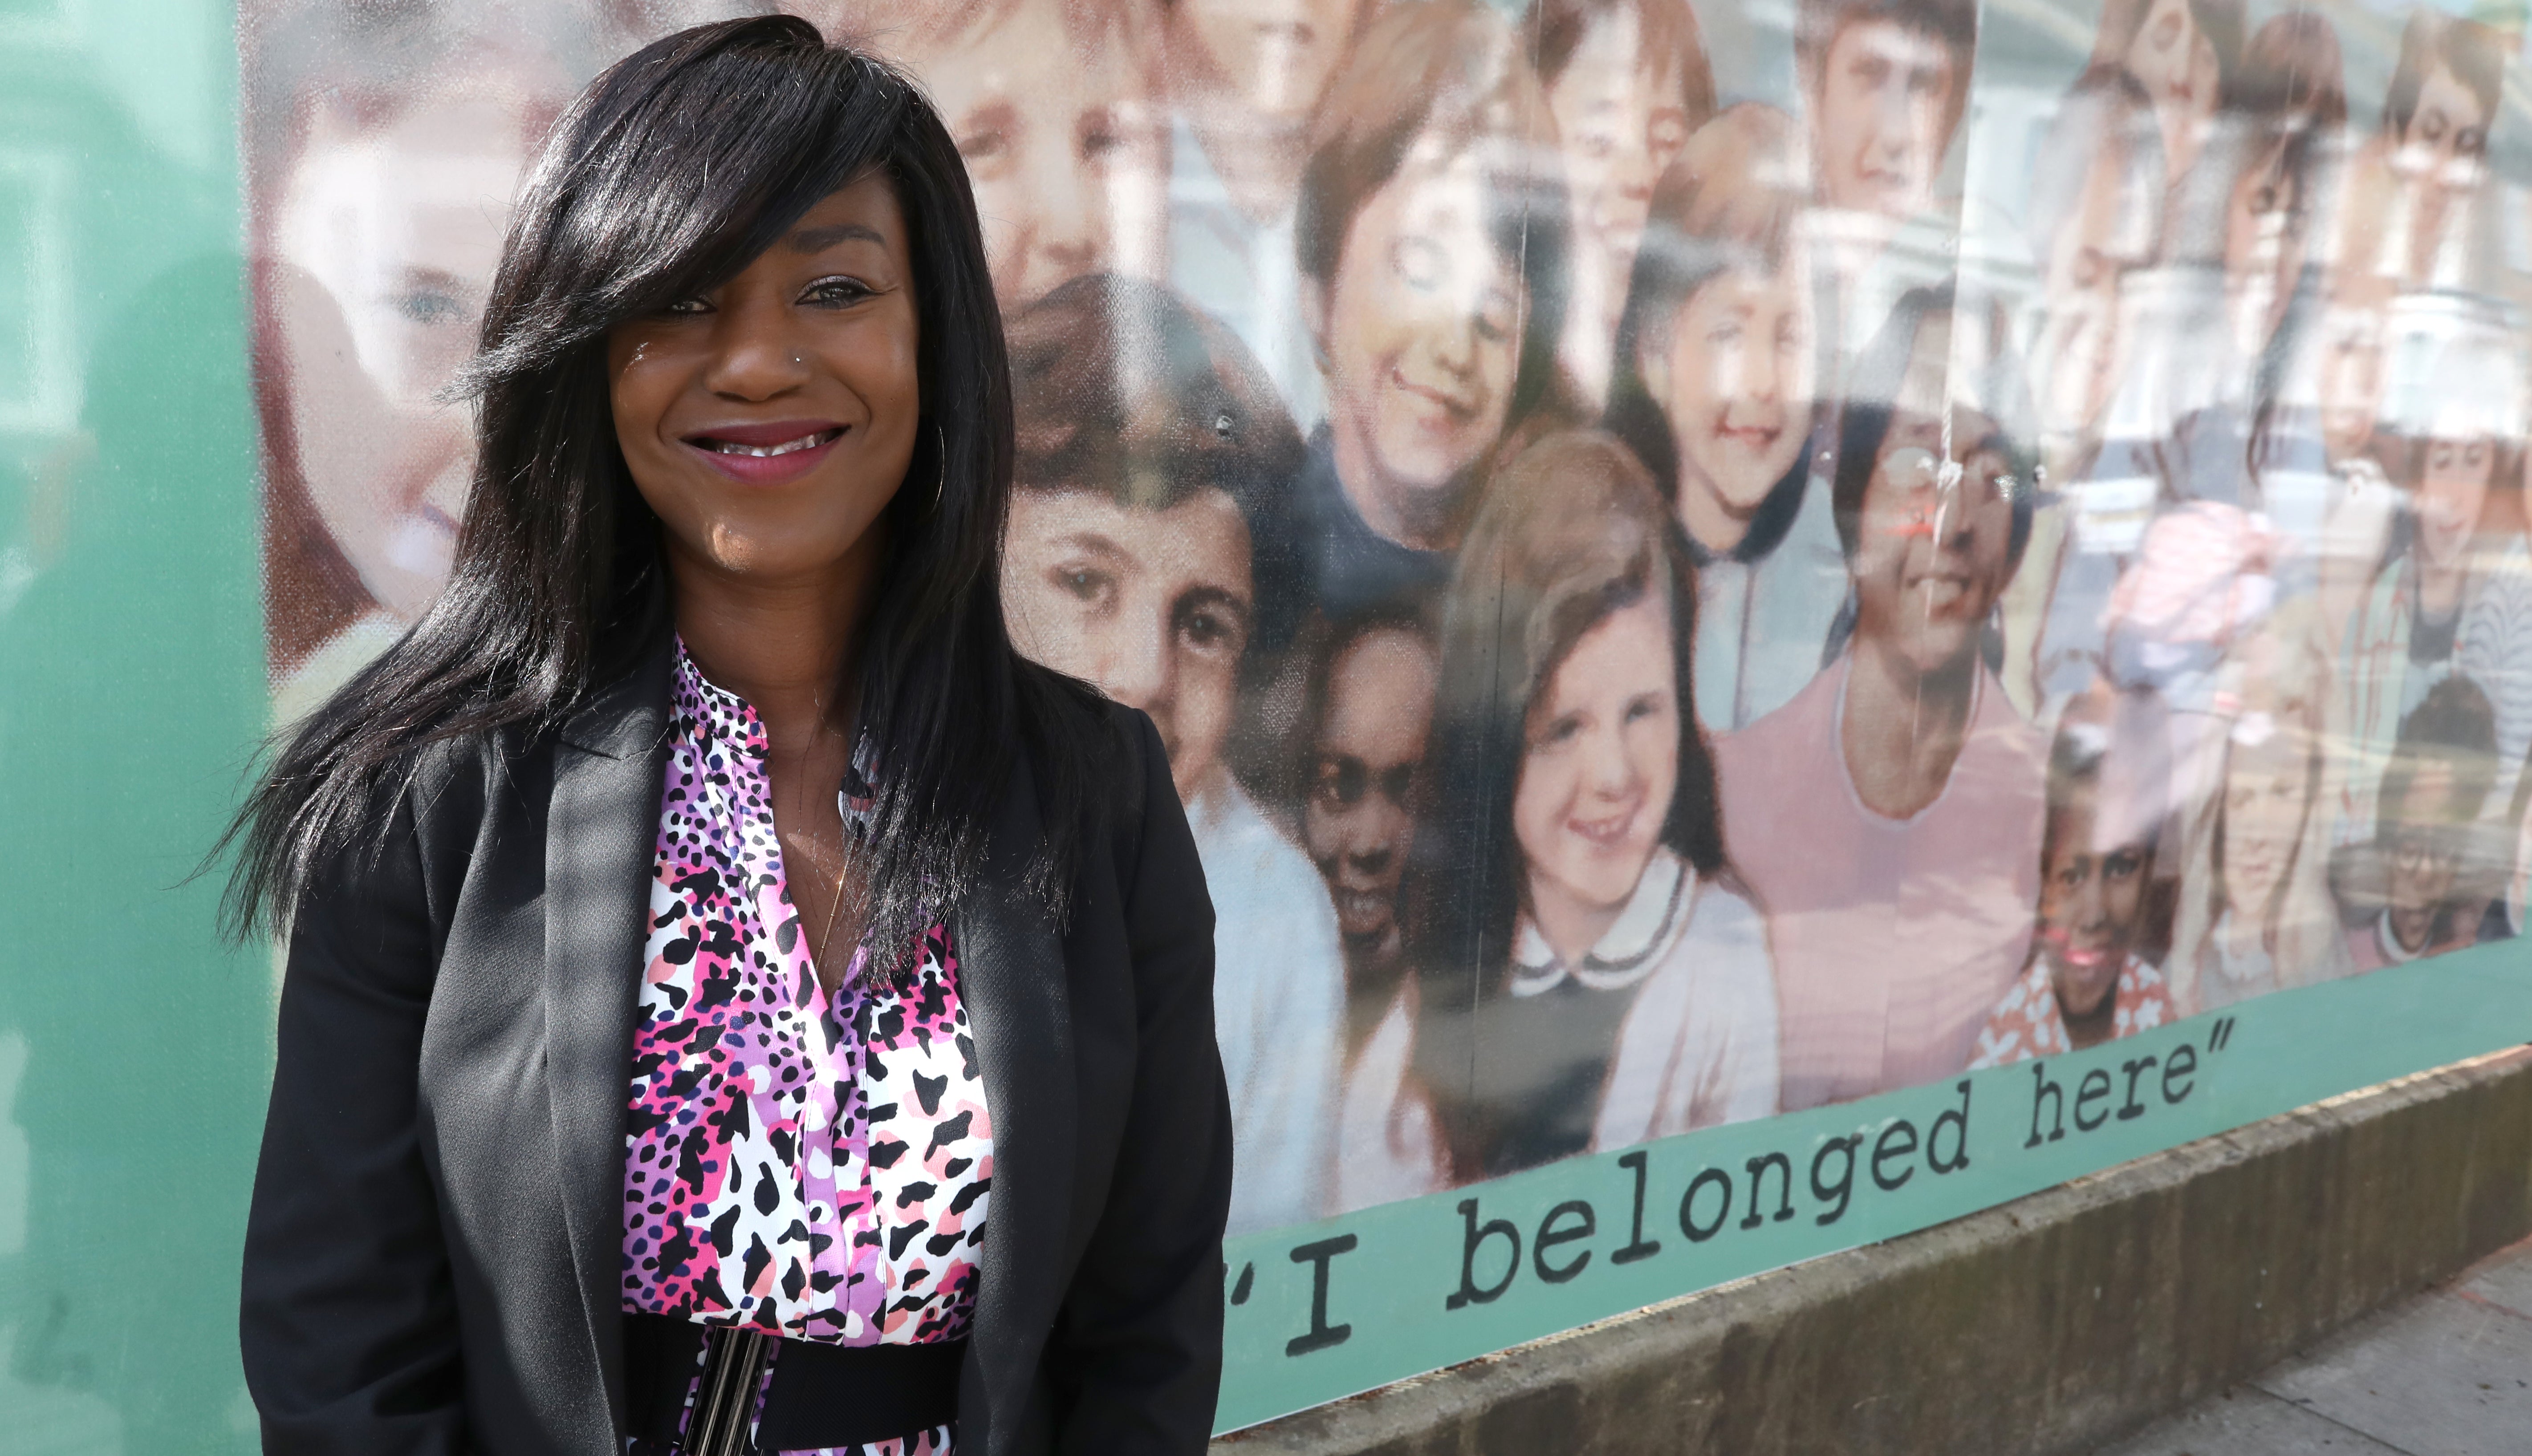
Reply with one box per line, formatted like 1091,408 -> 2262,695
1214,943 -> 2532,1433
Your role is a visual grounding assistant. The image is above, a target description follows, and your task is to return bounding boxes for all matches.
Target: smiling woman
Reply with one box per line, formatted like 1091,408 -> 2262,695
227,19 -> 1230,1456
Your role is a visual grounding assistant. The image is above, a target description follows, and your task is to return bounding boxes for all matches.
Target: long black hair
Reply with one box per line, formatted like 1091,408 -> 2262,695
226,17 -> 1109,955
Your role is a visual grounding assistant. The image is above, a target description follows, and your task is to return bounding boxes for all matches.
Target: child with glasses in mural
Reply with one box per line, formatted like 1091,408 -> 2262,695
1717,285 -> 2048,1110
1407,431 -> 1779,1183
1000,275 -> 1345,1234
1603,104 -> 1843,731
1970,685 -> 2178,1066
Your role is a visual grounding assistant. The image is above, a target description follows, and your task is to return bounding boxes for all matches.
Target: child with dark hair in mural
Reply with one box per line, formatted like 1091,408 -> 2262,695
2334,675 -> 2506,973
1971,685 -> 2179,1066
1405,431 -> 1779,1185
1000,273 -> 1345,1233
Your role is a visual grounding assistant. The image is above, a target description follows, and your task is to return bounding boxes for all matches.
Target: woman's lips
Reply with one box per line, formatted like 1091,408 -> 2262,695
1565,804 -> 1640,849
681,421 -> 848,486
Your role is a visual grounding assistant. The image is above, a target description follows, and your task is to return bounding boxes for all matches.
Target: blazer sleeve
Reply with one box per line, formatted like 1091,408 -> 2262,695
1052,712 -> 1236,1455
240,785 -> 468,1456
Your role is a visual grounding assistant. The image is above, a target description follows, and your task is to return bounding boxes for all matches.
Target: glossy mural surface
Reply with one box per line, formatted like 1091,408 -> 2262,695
10,0 -> 2532,1447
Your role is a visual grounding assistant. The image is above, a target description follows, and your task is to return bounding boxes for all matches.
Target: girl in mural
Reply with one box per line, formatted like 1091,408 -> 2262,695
1280,0 -> 1571,634
1408,430 -> 1778,1181
2168,601 -> 2350,1009
2332,303 -> 2532,853
1604,103 -> 1842,731
1716,284 -> 2048,1110
1531,0 -> 1718,408
1161,0 -> 1373,430
2337,11 -> 2506,290
1970,685 -> 2178,1066
868,0 -> 1172,312
1000,273 -> 1346,1235
254,34 -> 576,724
2085,0 -> 2241,203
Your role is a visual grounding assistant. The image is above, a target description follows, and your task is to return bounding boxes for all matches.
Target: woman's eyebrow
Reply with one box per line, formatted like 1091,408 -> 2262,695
788,222 -> 886,253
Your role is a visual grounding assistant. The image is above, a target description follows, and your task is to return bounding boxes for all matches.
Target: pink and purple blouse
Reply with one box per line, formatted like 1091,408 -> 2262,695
622,642 -> 991,1453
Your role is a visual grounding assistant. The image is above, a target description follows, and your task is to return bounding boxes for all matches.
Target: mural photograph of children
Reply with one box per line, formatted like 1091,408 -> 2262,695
1604,104 -> 1845,730
251,28 -> 576,722
1408,431 -> 1778,1181
873,0 -> 1173,311
2341,10 -> 2505,288
2334,676 -> 2507,971
1717,284 -> 2048,1110
1161,0 -> 1371,429
1532,0 -> 1717,406
1001,274 -> 1344,1234
1281,0 -> 1569,630
1970,685 -> 2178,1066
2085,0 -> 2239,202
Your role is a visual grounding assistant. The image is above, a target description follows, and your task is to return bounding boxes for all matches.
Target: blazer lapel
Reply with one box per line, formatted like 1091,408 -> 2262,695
545,635 -> 675,1427
954,746 -> 1077,1440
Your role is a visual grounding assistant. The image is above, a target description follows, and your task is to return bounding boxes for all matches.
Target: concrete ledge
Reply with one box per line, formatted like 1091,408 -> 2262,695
1215,1046 -> 2532,1456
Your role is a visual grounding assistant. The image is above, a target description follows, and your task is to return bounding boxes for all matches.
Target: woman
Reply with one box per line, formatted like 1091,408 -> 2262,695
1716,285 -> 2048,1110
1408,431 -> 1778,1182
232,22 -> 1230,1454
1605,104 -> 1842,730
1281,0 -> 1570,631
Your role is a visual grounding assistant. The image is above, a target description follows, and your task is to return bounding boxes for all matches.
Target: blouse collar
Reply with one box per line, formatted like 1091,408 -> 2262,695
1508,848 -> 1693,998
674,636 -> 882,841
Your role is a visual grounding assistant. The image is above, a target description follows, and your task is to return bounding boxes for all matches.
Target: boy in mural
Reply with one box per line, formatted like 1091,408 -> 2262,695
1531,0 -> 1717,408
1279,0 -> 1570,639
1716,285 -> 2048,1110
1603,103 -> 1842,730
871,0 -> 1171,311
1160,0 -> 1371,430
1000,274 -> 1345,1235
2336,676 -> 2505,972
1970,686 -> 2178,1067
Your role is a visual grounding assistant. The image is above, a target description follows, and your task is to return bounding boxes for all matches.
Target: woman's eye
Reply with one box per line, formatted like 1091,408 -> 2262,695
804,277 -> 874,308
661,296 -> 711,316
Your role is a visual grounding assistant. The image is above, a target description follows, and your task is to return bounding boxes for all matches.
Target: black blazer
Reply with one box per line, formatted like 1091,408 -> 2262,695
241,633 -> 1233,1455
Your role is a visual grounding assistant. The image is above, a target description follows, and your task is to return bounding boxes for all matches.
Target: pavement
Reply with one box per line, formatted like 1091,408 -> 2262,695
2098,1235 -> 2532,1456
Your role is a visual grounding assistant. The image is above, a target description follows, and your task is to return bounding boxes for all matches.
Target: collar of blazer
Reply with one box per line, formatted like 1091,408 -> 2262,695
538,631 -> 1077,1446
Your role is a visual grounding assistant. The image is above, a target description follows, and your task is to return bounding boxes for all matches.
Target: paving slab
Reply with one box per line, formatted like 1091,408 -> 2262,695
2096,1387 -> 2407,1456
2254,1292 -> 2532,1456
2456,1253 -> 2532,1322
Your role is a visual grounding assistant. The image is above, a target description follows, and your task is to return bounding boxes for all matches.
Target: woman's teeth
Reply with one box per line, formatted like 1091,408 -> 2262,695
707,430 -> 835,457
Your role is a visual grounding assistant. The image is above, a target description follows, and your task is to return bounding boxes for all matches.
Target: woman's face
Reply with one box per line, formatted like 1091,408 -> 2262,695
270,92 -> 533,622
1514,590 -> 1680,935
1547,8 -> 1692,272
2122,0 -> 2218,173
1849,322 -> 2018,678
1317,134 -> 1522,539
2415,436 -> 2495,568
1002,485 -> 1254,805
2394,61 -> 2489,191
607,177 -> 923,616
2037,785 -> 2151,1020
918,0 -> 1170,310
1649,259 -> 1812,548
1305,626 -> 1439,952
2220,726 -> 2312,925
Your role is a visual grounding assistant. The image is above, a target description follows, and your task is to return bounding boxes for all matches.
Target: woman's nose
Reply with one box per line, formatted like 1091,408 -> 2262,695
701,308 -> 811,402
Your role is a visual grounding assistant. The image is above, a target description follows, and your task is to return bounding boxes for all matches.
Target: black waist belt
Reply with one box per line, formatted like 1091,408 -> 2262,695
624,1312 -> 965,1454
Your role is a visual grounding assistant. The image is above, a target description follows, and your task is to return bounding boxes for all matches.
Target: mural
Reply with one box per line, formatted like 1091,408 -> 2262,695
9,0 -> 2532,1444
